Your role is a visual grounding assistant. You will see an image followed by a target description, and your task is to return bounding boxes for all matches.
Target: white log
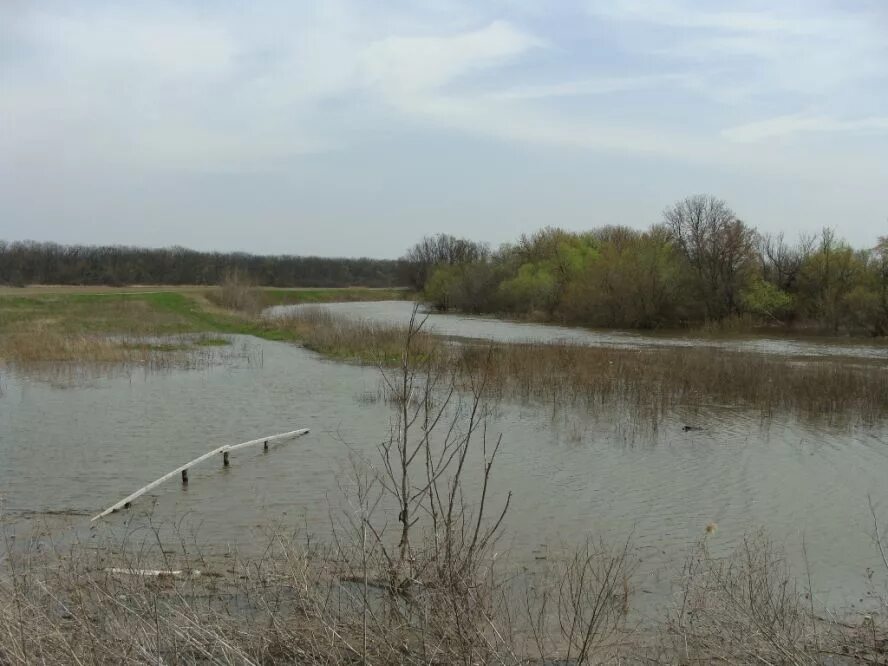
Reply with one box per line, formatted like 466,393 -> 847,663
106,568 -> 202,577
91,428 -> 309,521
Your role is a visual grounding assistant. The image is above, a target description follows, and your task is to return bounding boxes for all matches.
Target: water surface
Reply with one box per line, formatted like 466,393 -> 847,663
3,310 -> 888,618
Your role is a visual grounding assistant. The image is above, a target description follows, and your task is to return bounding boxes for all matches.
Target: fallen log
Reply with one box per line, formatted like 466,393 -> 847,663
91,428 -> 310,521
106,568 -> 201,578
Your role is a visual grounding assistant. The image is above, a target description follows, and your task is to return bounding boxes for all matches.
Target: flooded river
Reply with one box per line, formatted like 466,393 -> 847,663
2,302 -> 888,619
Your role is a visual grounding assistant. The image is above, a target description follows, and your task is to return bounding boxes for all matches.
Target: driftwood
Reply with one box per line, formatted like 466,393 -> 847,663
91,428 -> 309,521
106,568 -> 201,578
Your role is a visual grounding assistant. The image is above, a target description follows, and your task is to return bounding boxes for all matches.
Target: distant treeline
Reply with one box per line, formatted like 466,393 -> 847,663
401,195 -> 888,335
0,241 -> 404,288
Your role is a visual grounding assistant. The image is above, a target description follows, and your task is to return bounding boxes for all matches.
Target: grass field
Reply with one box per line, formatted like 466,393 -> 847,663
0,286 -> 409,363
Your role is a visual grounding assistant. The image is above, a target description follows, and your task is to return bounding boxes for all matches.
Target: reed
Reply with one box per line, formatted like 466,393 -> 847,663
470,342 -> 888,423
272,306 -> 439,364
266,309 -> 888,422
2,516 -> 885,664
0,325 -> 238,376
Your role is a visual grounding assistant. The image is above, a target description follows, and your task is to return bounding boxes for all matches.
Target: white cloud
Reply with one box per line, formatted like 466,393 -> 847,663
485,73 -> 691,101
588,0 -> 888,100
724,114 -> 888,143
588,0 -> 807,34
44,15 -> 235,76
1,1 -> 886,183
1,0 -> 886,251
360,20 -> 540,97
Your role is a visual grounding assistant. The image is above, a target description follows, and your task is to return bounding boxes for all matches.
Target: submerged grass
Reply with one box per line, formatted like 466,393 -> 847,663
472,342 -> 888,423
0,291 -> 276,365
272,308 -> 888,423
0,328 -> 234,375
270,306 -> 438,363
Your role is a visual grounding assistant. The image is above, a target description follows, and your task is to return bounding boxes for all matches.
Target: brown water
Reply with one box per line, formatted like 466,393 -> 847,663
2,303 -> 888,619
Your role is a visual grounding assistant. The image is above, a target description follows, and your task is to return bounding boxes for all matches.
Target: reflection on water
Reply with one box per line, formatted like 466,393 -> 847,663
2,311 -> 888,615
267,300 -> 888,360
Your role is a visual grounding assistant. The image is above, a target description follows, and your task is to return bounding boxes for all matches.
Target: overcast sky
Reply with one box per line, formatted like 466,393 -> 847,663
1,1 -> 887,258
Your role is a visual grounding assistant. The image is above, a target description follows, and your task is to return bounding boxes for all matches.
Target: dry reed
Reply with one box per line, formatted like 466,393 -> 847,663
273,309 -> 888,423
273,307 -> 439,364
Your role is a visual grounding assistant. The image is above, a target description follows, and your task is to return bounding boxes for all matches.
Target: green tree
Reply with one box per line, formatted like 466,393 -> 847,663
740,280 -> 794,323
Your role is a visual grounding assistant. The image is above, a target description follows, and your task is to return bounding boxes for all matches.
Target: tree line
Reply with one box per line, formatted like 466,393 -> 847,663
0,241 -> 404,288
403,195 -> 888,335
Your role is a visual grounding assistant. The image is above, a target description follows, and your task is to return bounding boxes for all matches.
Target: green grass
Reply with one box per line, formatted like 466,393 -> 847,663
0,293 -> 201,336
258,287 -> 409,306
0,289 -> 385,363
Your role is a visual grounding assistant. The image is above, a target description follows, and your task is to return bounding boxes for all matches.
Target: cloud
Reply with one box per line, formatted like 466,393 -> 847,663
724,114 -> 888,143
22,10 -> 237,77
484,74 -> 692,101
1,1 -> 886,181
588,0 -> 888,99
0,3 -> 364,171
360,20 -> 541,97
588,0 -> 807,34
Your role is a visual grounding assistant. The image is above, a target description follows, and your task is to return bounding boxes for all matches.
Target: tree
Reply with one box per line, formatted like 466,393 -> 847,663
501,228 -> 598,315
740,280 -> 794,323
401,234 -> 489,290
757,232 -> 814,293
797,228 -> 862,332
560,226 -> 688,328
663,195 -> 757,320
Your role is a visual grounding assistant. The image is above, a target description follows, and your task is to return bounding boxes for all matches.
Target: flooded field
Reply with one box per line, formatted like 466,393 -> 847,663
2,303 -> 888,620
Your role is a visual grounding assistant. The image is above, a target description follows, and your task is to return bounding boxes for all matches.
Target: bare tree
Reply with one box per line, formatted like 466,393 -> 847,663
663,195 -> 757,319
758,232 -> 815,292
401,234 -> 490,290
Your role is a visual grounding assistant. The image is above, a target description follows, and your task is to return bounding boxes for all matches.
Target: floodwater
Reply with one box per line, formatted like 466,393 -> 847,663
2,302 -> 888,619
267,300 -> 888,359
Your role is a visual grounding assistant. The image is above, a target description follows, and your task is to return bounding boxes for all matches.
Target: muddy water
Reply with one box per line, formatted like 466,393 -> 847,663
2,307 -> 888,618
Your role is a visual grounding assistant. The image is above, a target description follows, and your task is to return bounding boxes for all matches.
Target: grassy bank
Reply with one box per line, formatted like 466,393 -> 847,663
0,288 -> 407,364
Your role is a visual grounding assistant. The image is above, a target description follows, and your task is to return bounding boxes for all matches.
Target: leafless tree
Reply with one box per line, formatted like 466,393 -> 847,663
401,234 -> 490,290
663,195 -> 757,319
758,232 -> 816,292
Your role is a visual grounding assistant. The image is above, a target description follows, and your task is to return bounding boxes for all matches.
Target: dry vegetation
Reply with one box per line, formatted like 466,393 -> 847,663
271,306 -> 439,363
274,308 -> 888,424
3,524 -> 887,664
0,327 -> 230,366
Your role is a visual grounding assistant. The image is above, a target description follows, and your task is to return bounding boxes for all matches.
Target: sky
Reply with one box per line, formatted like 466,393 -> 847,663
1,0 -> 887,258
